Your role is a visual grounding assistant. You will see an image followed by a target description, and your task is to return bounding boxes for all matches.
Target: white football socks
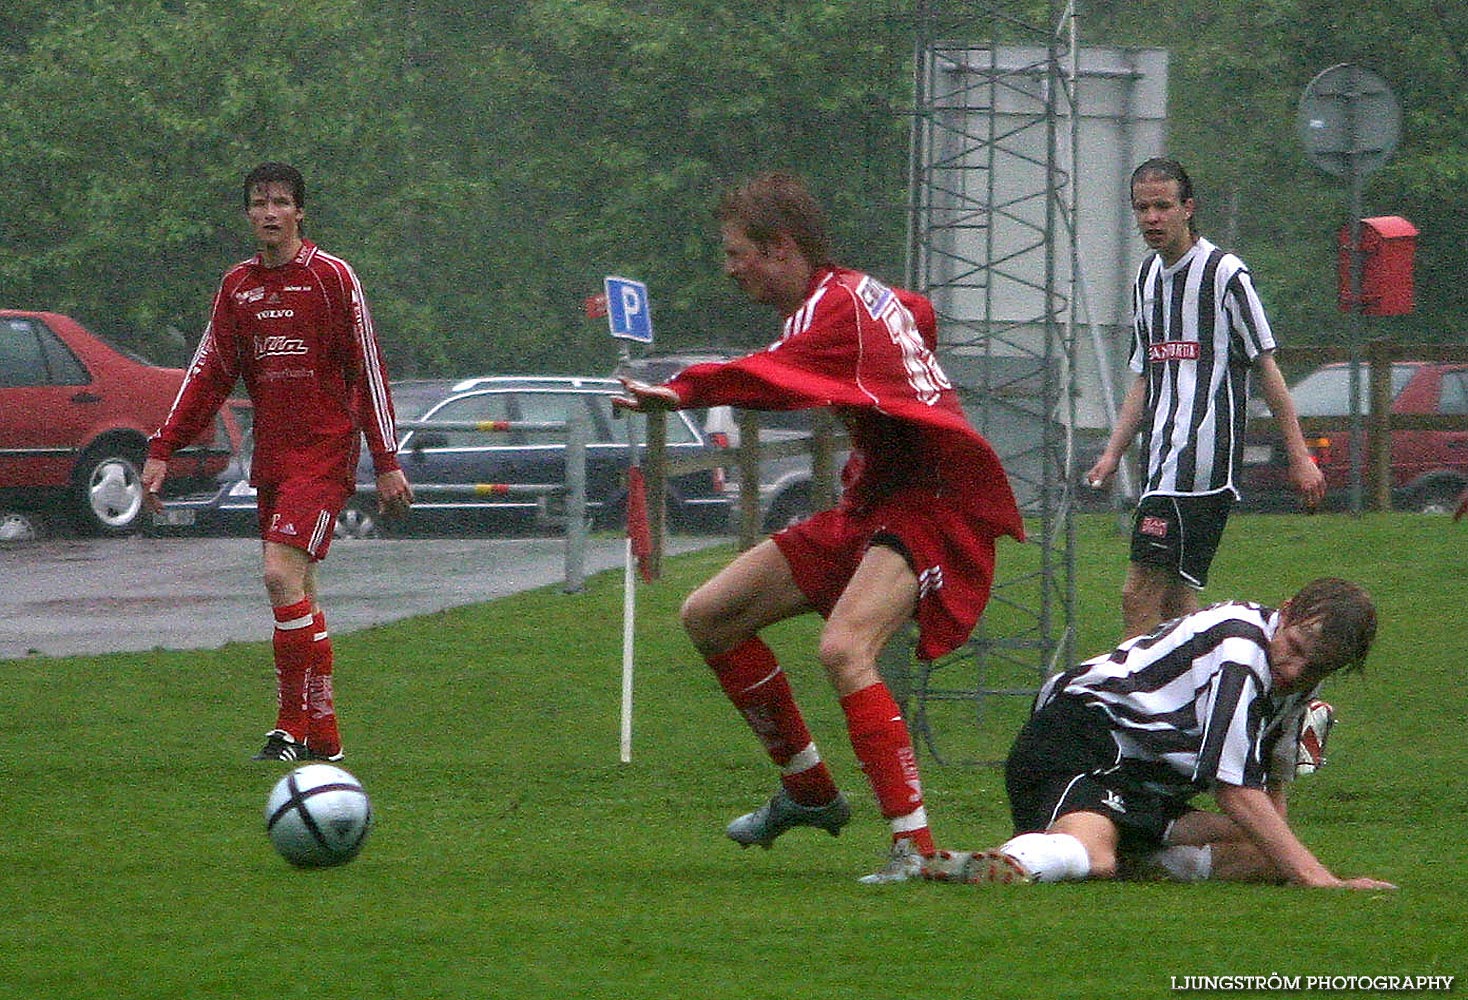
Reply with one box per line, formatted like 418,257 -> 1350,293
1147,844 -> 1213,882
998,832 -> 1092,882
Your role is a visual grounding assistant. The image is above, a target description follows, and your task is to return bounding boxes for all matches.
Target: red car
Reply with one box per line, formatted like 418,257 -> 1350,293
0,310 -> 231,535
1241,360 -> 1468,512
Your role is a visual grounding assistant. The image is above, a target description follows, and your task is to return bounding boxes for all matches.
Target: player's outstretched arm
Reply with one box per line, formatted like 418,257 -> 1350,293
1214,783 -> 1396,890
611,378 -> 680,413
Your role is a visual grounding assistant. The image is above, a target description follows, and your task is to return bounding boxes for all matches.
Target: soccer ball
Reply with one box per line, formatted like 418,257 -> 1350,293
264,764 -> 372,868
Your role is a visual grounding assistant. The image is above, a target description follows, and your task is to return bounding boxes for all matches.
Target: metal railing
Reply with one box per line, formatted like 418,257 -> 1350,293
376,411 -> 591,590
638,410 -> 846,571
377,406 -> 843,587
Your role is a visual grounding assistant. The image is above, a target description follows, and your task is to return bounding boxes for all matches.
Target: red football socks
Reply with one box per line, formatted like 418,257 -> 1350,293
840,682 -> 934,854
270,599 -> 315,742
709,638 -> 839,807
305,609 -> 341,757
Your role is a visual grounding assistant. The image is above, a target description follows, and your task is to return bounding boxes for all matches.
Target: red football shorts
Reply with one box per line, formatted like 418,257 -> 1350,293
772,487 -> 999,661
255,479 -> 352,561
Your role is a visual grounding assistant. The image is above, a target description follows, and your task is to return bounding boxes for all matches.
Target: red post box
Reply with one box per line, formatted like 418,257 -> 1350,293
1338,215 -> 1417,316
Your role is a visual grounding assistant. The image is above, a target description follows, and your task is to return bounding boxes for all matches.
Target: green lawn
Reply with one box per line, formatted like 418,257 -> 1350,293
2,513 -> 1463,998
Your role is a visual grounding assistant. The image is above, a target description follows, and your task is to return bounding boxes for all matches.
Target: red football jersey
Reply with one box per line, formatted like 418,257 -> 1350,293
666,266 -> 1023,542
150,240 -> 401,490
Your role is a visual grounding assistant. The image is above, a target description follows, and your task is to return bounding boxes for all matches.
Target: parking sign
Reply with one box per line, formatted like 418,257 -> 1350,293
604,276 -> 653,344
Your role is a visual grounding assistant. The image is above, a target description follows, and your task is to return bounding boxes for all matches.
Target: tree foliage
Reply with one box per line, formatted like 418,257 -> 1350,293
1088,0 -> 1466,342
0,0 -> 1460,377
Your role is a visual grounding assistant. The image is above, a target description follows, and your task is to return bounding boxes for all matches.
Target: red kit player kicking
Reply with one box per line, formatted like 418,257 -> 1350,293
615,172 -> 1023,882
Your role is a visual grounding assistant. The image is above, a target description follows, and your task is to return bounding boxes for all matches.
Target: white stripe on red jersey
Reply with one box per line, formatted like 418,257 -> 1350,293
150,240 -> 401,492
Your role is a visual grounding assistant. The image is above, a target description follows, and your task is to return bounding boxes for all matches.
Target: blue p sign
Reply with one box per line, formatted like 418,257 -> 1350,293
604,276 -> 653,344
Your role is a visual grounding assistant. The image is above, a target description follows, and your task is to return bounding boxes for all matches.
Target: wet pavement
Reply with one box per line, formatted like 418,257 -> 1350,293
0,533 -> 721,660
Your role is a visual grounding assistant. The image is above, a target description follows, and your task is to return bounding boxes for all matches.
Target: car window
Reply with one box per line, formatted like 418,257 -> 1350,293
422,391 -> 514,448
758,409 -> 815,432
0,319 -> 46,387
0,316 -> 88,388
503,390 -> 701,447
1438,371 -> 1468,415
1290,364 -> 1415,416
663,410 -> 699,444
392,381 -> 459,421
511,392 -> 594,445
586,393 -> 699,446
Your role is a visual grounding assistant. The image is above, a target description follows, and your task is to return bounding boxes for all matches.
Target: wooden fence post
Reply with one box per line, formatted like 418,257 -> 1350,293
737,409 -> 762,550
1367,339 -> 1394,512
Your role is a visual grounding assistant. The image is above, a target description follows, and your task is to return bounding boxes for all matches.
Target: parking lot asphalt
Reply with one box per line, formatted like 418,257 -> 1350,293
0,533 -> 724,660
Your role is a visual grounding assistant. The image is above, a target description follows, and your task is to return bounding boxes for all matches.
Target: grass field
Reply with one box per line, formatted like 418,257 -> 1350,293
2,513 -> 1464,998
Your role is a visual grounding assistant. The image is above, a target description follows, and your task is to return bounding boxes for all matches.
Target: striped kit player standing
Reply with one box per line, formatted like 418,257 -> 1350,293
144,163 -> 414,763
1087,158 -> 1326,639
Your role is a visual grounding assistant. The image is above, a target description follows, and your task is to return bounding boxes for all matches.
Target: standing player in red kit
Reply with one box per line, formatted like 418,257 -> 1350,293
143,162 -> 412,762
615,172 -> 1023,882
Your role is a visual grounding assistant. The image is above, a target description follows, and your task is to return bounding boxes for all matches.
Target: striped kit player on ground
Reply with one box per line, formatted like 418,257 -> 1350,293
920,578 -> 1395,892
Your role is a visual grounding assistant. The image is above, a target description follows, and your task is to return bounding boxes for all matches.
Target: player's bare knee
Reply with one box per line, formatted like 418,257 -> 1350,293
1121,571 -> 1173,637
1120,592 -> 1155,638
262,570 -> 294,607
817,627 -> 879,693
1121,576 -> 1150,613
677,588 -> 705,633
1162,587 -> 1198,622
1086,851 -> 1119,880
679,588 -> 722,647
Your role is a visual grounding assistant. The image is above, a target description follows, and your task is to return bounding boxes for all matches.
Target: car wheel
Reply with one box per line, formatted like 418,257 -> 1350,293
336,497 -> 382,539
0,510 -> 41,542
762,483 -> 813,533
73,442 -> 147,536
1408,477 -> 1465,515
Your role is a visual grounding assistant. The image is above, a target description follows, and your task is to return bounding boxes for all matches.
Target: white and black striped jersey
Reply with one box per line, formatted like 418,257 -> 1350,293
1129,236 -> 1276,498
1037,601 -> 1310,797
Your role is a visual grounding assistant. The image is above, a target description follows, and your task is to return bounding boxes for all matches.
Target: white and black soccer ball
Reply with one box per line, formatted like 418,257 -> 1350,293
264,764 -> 372,868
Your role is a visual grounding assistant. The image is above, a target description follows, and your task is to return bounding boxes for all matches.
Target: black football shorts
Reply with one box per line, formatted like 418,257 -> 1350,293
1128,491 -> 1234,588
1005,694 -> 1193,853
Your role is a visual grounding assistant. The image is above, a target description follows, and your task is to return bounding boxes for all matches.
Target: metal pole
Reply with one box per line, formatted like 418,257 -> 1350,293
563,406 -> 588,593
1345,64 -> 1366,518
1347,188 -> 1366,517
619,344 -> 640,763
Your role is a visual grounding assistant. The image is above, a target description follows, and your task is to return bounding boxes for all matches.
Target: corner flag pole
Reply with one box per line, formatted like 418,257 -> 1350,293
618,363 -> 656,763
600,275 -> 654,764
620,347 -> 639,764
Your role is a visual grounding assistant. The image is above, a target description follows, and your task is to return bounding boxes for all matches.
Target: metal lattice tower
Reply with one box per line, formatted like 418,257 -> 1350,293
896,0 -> 1080,763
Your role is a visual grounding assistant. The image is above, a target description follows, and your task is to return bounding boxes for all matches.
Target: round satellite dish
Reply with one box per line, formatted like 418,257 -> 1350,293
1298,63 -> 1400,177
